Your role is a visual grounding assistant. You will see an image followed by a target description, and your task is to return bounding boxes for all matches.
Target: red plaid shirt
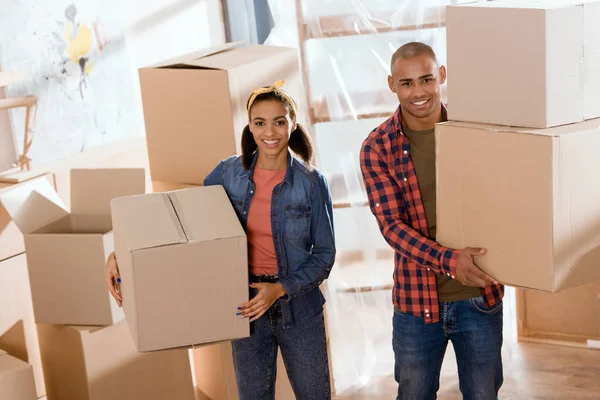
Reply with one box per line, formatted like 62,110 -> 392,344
360,104 -> 504,324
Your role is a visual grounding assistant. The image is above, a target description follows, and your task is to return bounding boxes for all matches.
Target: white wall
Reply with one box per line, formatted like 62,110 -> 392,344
0,0 -> 225,168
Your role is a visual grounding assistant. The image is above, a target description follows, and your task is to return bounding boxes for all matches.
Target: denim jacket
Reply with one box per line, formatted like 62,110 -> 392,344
203,152 -> 336,329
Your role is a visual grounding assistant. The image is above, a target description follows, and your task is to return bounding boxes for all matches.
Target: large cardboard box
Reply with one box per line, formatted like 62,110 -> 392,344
0,173 -> 55,262
516,281 -> 600,347
436,119 -> 600,292
37,320 -> 195,400
0,254 -> 46,398
111,185 -> 249,352
0,350 -> 36,400
0,169 -> 146,325
446,0 -> 600,128
139,42 -> 304,185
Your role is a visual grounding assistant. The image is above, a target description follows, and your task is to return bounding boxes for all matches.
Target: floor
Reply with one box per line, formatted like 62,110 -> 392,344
329,287 -> 600,400
332,339 -> 600,400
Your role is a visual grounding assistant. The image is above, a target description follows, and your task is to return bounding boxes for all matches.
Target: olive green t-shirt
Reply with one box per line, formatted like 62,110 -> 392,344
402,124 -> 480,302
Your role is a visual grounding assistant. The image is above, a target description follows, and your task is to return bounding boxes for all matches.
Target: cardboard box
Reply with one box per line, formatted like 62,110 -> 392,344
436,119 -> 600,292
516,281 -> 600,348
111,185 -> 249,352
139,42 -> 304,184
0,173 -> 55,262
447,0 -> 600,128
0,254 -> 46,398
193,342 -> 295,400
42,137 -> 151,208
152,181 -> 200,193
37,320 -> 196,400
0,350 -> 36,400
0,169 -> 146,325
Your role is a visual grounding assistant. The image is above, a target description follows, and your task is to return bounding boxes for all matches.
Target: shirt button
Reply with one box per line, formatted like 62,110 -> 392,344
403,150 -> 408,155
250,190 -> 254,194
451,275 -> 455,279
375,203 -> 380,207
403,178 -> 407,182
425,309 -> 429,313
243,211 -> 247,215
427,268 -> 431,271
447,273 -> 450,277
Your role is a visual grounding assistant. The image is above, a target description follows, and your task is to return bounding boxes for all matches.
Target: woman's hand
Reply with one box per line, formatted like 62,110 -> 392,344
105,251 -> 122,307
238,282 -> 286,322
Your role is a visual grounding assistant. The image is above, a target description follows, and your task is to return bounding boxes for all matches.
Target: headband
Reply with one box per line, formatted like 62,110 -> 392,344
247,79 -> 298,117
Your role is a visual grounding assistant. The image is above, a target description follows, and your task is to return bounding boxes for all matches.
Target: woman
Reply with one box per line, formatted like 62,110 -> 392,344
105,80 -> 336,399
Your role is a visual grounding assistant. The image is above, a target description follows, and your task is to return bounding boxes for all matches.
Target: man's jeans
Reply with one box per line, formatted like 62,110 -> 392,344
393,296 -> 503,400
232,301 -> 330,400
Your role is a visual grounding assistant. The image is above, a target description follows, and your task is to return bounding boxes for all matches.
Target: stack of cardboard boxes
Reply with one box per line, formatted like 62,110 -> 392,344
133,42 -> 304,398
439,0 -> 600,345
0,167 -> 205,399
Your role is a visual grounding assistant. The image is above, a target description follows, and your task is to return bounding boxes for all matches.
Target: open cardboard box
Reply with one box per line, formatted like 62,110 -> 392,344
0,168 -> 145,325
111,185 -> 249,352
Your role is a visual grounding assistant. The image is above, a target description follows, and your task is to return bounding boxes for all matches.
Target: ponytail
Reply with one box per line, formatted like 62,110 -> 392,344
288,123 -> 313,170
241,125 -> 258,170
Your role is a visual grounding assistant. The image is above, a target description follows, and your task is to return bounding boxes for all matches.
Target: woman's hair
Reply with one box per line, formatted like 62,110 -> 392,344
242,91 -> 313,170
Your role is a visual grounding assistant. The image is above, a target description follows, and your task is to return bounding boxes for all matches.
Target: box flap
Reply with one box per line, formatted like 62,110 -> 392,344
0,176 -> 68,234
110,192 -> 187,252
190,44 -> 295,71
168,185 -> 246,242
146,41 -> 246,69
71,168 -> 146,214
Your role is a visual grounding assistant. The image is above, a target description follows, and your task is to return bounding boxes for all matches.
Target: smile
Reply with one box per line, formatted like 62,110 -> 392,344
411,99 -> 430,106
263,139 -> 279,145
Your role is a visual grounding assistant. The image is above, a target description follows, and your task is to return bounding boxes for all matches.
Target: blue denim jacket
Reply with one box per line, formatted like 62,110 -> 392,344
203,153 -> 336,329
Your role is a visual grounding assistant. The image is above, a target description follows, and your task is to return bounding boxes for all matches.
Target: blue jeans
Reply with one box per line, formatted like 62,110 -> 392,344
232,300 -> 331,400
393,296 -> 503,400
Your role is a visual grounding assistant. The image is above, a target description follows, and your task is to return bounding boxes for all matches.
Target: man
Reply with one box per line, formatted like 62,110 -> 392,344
359,42 -> 505,400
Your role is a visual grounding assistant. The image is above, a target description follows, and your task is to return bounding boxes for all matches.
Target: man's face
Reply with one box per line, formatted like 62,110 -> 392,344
388,54 -> 447,120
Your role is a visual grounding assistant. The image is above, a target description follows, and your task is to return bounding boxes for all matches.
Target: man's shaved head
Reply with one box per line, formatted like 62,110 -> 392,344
387,41 -> 446,130
390,42 -> 438,72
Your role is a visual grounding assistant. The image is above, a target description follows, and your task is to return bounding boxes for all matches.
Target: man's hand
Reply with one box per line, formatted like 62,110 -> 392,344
238,282 -> 286,322
455,247 -> 498,288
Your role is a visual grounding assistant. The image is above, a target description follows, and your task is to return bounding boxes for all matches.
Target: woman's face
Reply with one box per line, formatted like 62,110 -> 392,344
249,100 -> 296,159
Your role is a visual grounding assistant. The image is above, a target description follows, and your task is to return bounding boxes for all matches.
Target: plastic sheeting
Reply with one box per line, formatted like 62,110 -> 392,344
264,0 -> 491,395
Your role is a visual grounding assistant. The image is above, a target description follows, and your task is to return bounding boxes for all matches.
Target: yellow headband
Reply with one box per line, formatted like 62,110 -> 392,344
247,79 -> 298,117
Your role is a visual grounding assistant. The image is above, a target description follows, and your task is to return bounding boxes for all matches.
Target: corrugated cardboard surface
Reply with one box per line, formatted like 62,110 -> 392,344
139,44 -> 303,185
0,349 -> 37,400
447,0 -> 600,128
436,120 -> 600,292
139,68 -> 235,184
41,137 -> 151,208
111,186 -> 249,351
0,254 -> 45,398
152,181 -> 200,193
25,231 -> 121,325
70,168 -> 146,214
517,281 -> 600,342
193,342 -> 295,400
0,173 -> 55,262
38,321 -> 195,400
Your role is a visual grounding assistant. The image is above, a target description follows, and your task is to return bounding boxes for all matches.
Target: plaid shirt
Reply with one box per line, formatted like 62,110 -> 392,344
360,104 -> 504,324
